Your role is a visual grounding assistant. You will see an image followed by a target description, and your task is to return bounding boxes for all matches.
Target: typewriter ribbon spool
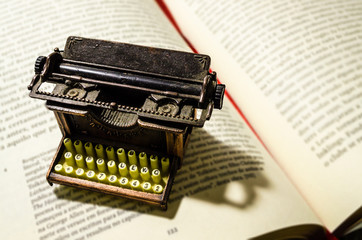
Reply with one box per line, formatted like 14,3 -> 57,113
28,36 -> 225,209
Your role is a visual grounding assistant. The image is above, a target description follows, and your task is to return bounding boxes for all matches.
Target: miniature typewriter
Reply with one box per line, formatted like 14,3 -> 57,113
28,36 -> 225,209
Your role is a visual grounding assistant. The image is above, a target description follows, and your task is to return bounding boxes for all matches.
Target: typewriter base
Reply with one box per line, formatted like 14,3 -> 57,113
46,133 -> 181,210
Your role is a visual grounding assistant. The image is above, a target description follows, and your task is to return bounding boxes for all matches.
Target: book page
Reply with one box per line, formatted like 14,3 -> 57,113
164,0 -> 362,233
0,0 -> 322,239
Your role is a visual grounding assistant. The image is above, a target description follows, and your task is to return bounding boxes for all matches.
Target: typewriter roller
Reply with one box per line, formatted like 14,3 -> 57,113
28,36 -> 225,209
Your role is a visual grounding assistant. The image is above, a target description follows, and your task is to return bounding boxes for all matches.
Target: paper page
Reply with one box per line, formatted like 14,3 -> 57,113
0,0 -> 320,239
164,0 -> 362,232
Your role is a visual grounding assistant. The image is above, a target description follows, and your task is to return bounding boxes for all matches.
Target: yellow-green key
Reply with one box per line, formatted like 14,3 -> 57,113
108,175 -> 118,185
75,168 -> 85,179
64,138 -> 76,154
117,148 -> 127,163
128,150 -> 138,166
118,162 -> 128,177
54,164 -> 64,174
107,160 -> 117,174
161,157 -> 170,174
153,184 -> 163,194
142,182 -> 152,193
84,142 -> 96,157
74,140 -> 86,156
139,152 -> 148,168
96,158 -> 106,172
86,170 -> 96,181
75,154 -> 86,168
95,144 -> 105,159
65,166 -> 75,177
150,155 -> 159,169
140,167 -> 151,181
85,156 -> 96,170
64,152 -> 75,166
151,169 -> 161,184
97,172 -> 107,183
106,146 -> 116,161
129,164 -> 139,179
130,179 -> 141,191
119,177 -> 129,188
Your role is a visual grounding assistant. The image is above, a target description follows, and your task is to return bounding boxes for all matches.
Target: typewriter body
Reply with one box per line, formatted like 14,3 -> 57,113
28,36 -> 225,209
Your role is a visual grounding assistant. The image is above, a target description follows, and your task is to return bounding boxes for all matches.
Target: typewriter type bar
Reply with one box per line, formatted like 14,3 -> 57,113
28,36 -> 225,209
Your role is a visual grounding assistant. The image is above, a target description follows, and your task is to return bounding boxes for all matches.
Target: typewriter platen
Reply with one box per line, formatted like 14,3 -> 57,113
28,36 -> 225,209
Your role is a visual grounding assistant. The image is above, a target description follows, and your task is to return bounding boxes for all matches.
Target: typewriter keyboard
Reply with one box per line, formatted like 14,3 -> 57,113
53,138 -> 170,194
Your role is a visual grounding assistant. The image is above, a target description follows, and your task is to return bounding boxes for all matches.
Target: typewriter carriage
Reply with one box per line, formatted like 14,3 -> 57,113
28,36 -> 225,209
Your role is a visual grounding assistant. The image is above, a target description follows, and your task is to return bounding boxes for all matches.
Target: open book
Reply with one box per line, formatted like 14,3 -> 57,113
0,0 -> 360,239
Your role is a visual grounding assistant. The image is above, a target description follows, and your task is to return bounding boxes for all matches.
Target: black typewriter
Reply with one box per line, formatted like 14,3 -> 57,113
28,36 -> 225,209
